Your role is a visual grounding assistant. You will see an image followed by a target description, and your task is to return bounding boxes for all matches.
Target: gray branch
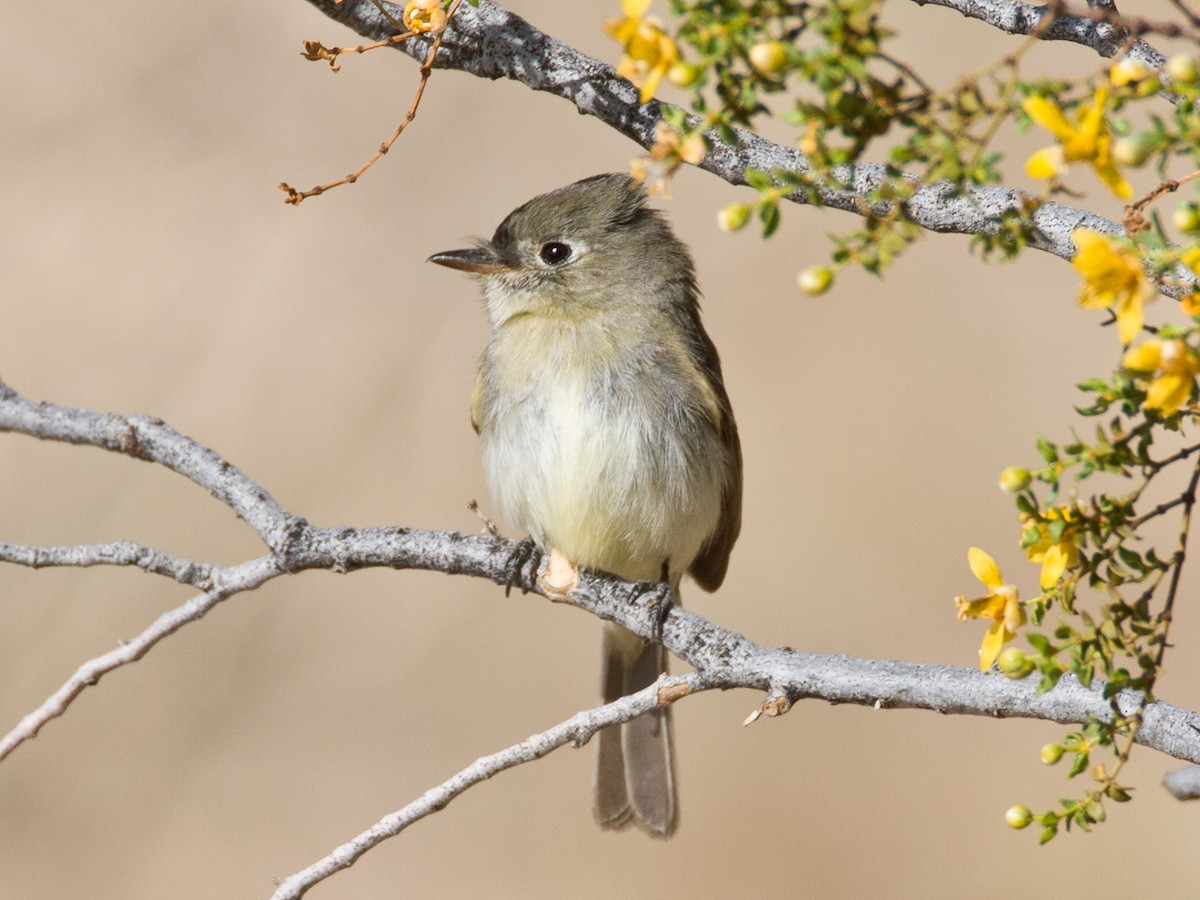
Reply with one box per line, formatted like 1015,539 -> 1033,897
3,375 -> 1200,758
913,0 -> 1166,68
299,0 -> 1195,292
1164,765 -> 1200,799
269,672 -> 707,900
4,376 -> 1200,892
0,539 -> 217,588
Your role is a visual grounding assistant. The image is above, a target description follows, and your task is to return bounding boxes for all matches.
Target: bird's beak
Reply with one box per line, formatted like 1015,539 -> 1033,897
427,248 -> 513,274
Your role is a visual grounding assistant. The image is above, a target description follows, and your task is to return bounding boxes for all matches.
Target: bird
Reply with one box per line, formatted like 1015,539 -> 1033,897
429,173 -> 741,837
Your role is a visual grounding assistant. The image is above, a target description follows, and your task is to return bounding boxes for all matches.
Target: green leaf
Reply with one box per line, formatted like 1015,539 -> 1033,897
760,201 -> 781,238
1036,435 -> 1059,464
1026,633 -> 1055,656
1067,750 -> 1090,778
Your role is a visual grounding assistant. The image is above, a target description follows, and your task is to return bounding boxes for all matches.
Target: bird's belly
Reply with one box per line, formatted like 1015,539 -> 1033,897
480,376 -> 723,585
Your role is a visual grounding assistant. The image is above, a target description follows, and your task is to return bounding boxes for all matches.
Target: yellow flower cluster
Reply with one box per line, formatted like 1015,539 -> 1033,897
1070,230 -> 1154,345
606,0 -> 679,104
1023,86 -> 1131,199
1123,338 -> 1200,415
955,548 -> 1026,671
1022,506 -> 1079,591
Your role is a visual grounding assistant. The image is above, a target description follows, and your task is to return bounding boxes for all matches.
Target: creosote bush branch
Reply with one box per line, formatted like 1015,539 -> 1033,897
294,0 -> 1200,842
1,375 -> 1199,758
4,372 -> 1200,889
302,0 -> 1152,271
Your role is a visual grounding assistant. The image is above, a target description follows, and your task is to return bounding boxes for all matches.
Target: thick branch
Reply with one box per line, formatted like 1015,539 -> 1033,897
299,0 -> 1189,285
0,381 -> 304,555
913,0 -> 1167,67
3,375 -> 1200,766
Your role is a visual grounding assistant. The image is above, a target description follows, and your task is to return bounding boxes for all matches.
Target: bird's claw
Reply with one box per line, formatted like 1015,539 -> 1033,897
504,537 -> 542,597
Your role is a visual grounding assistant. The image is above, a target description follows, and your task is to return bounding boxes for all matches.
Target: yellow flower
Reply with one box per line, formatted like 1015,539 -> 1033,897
1123,338 -> 1200,415
955,548 -> 1026,671
1022,507 -> 1079,590
606,0 -> 679,104
1109,58 -> 1153,87
1071,229 -> 1155,344
403,0 -> 447,34
1023,86 -> 1133,199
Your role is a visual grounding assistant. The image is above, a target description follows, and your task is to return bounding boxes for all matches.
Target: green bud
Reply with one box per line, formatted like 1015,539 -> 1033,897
1005,805 -> 1033,829
797,265 -> 833,296
1174,203 -> 1200,234
1110,133 -> 1156,167
748,41 -> 788,76
998,466 -> 1031,493
997,647 -> 1034,679
1167,54 -> 1199,85
667,61 -> 704,88
717,203 -> 751,233
1040,742 -> 1065,765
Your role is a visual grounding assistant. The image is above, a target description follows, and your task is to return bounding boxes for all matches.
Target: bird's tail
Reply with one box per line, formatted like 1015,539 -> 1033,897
593,622 -> 676,838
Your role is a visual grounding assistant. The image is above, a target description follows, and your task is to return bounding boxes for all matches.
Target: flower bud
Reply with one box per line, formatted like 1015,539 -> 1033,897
667,61 -> 704,88
997,647 -> 1034,679
1167,54 -> 1199,85
998,466 -> 1031,493
1005,805 -> 1033,829
1110,58 -> 1151,87
717,203 -> 751,232
797,265 -> 833,295
1040,742 -> 1064,765
748,41 -> 788,76
1173,203 -> 1200,234
1110,133 -> 1156,167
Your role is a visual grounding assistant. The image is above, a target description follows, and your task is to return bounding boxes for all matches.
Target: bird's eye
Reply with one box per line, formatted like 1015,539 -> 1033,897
538,242 -> 572,265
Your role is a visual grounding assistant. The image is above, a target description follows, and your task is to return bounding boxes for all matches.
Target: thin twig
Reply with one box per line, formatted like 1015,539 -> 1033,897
269,672 -> 706,899
1153,453 -> 1200,669
0,556 -> 280,762
1125,171 -> 1200,234
279,0 -> 463,204
0,540 -> 215,588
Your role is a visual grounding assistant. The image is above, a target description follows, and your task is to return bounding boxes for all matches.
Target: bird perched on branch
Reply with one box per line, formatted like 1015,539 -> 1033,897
430,173 -> 742,837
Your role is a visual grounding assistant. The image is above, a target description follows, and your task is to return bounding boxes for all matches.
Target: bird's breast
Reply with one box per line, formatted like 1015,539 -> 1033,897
476,318 -> 727,584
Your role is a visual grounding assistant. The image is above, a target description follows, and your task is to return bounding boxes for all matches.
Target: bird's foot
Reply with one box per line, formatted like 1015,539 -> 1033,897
626,579 -> 674,644
504,537 -> 542,597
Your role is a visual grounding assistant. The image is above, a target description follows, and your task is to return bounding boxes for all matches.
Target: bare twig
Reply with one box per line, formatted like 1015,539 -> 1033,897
270,672 -> 706,899
0,539 -> 215,588
0,556 -> 279,762
1125,171 -> 1200,233
279,0 -> 463,204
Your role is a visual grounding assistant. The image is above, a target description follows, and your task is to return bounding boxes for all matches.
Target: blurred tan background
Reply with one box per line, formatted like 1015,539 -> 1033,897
2,1 -> 1198,897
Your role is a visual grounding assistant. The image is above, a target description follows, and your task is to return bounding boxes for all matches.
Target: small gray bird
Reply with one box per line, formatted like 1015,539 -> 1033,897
429,174 -> 742,837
